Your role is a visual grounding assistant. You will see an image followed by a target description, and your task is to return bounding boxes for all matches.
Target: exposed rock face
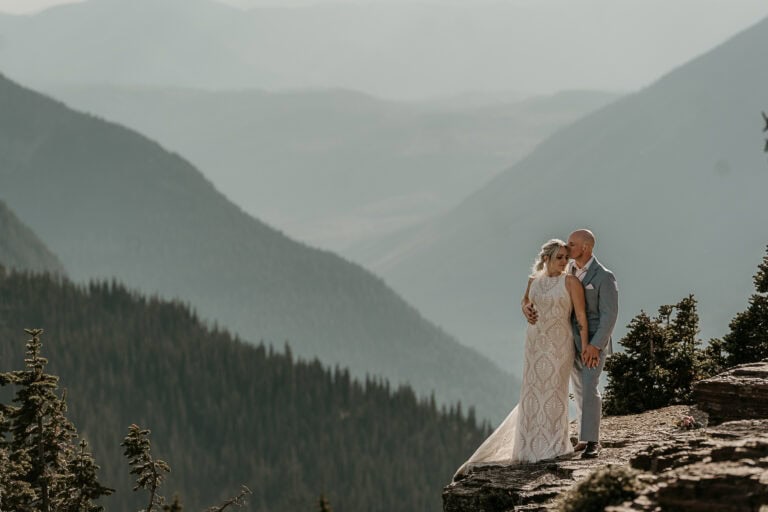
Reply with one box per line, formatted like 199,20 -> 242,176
444,362 -> 768,511
443,406 -> 707,511
609,419 -> 768,511
693,360 -> 768,425
443,458 -> 607,512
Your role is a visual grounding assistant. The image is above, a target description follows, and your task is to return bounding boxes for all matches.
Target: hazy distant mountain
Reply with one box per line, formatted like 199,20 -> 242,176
0,72 -> 518,422
45,85 -> 617,251
361,16 -> 768,372
1,0 -> 767,98
0,200 -> 65,274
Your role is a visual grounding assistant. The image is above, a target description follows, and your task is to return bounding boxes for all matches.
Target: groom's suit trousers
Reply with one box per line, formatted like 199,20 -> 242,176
571,348 -> 607,443
569,256 -> 618,443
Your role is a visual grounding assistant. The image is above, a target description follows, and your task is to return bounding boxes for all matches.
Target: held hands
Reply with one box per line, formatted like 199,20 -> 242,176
522,303 -> 538,325
581,344 -> 601,369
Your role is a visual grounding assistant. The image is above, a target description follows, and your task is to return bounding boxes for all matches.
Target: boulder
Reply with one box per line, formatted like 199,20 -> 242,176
693,361 -> 768,425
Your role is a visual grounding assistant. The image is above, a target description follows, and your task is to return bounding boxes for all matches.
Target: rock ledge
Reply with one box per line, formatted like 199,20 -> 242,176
444,362 -> 768,511
693,360 -> 768,425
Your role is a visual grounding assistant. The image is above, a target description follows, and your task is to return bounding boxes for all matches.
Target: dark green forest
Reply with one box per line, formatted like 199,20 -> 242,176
0,270 -> 488,511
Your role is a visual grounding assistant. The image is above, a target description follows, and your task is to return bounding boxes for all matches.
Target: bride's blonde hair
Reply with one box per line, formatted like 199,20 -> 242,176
531,238 -> 566,277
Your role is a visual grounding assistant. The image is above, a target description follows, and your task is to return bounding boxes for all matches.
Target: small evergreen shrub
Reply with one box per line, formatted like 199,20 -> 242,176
558,466 -> 640,512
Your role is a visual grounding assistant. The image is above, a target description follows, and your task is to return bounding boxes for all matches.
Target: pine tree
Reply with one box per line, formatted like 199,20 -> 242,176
318,493 -> 333,512
62,439 -> 115,512
664,296 -> 702,403
163,495 -> 184,512
0,328 -> 112,511
122,424 -> 171,512
697,337 -> 726,378
604,296 -> 705,415
203,486 -> 252,512
0,371 -> 36,510
0,437 -> 36,511
720,245 -> 768,365
604,312 -> 668,415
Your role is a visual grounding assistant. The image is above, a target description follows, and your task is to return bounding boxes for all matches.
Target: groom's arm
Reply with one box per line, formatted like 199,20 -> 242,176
521,277 -> 537,324
590,271 -> 619,351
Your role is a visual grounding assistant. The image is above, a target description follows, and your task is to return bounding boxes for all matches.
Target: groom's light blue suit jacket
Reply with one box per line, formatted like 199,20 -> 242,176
571,257 -> 619,355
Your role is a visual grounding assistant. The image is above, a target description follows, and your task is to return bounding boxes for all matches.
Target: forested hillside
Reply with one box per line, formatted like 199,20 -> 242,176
0,271 -> 487,512
0,72 -> 518,422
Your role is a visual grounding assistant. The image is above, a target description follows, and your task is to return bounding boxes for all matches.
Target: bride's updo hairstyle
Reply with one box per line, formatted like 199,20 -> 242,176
531,238 -> 566,277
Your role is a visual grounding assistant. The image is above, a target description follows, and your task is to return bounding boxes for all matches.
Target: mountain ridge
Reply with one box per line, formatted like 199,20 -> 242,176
364,15 -> 768,372
43,83 -> 617,252
0,199 -> 65,274
0,71 -> 517,422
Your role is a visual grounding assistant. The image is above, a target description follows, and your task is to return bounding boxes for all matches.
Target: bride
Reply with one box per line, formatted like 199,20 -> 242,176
454,238 -> 589,479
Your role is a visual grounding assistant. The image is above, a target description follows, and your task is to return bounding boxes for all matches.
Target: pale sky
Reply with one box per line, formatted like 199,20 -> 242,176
0,0 -> 80,13
3,0 -> 768,15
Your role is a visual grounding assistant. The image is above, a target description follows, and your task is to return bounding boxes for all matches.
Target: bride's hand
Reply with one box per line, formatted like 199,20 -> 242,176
581,345 -> 601,368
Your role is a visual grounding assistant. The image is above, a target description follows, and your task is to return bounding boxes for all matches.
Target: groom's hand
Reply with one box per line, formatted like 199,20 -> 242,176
522,303 -> 538,324
581,344 -> 601,368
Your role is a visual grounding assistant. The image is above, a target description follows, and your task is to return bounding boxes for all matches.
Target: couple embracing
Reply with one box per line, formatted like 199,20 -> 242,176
455,229 -> 618,478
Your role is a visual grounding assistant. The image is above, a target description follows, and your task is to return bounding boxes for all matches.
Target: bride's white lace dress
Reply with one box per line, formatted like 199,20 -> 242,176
455,273 -> 574,478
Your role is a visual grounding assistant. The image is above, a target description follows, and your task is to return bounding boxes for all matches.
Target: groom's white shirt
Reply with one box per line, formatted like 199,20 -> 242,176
570,256 -> 594,282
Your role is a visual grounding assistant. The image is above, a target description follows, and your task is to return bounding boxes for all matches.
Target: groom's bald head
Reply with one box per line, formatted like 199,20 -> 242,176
567,229 -> 595,264
570,229 -> 595,248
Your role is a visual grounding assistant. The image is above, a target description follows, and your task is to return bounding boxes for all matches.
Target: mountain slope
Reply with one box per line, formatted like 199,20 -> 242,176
0,199 -> 65,274
0,271 -> 487,512
43,85 -> 617,251
0,72 -> 516,422
365,16 -> 768,372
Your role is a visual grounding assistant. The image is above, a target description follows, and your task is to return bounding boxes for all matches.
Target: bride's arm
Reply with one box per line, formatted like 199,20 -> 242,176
566,275 -> 589,353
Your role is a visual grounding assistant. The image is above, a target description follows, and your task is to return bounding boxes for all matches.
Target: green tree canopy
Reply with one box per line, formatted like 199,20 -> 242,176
604,296 -> 711,415
719,245 -> 768,365
0,328 -> 113,511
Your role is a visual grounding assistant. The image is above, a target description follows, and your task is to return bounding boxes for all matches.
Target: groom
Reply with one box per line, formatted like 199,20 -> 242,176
566,229 -> 618,458
523,229 -> 618,459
